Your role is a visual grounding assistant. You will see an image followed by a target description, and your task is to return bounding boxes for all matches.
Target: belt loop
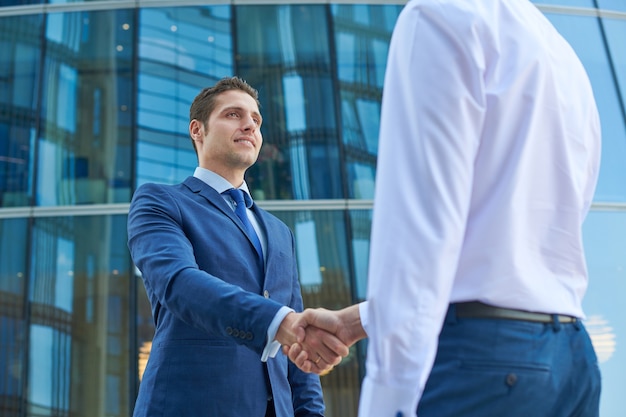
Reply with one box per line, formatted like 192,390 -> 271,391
573,318 -> 581,331
551,314 -> 561,332
446,304 -> 458,325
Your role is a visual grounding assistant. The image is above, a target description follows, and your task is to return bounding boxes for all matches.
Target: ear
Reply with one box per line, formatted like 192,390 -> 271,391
189,119 -> 204,141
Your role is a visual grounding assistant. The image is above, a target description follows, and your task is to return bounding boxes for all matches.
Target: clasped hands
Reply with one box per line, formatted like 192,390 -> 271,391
276,304 -> 365,374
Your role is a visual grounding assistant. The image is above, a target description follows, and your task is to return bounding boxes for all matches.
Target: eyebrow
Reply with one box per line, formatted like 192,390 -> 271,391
222,106 -> 262,121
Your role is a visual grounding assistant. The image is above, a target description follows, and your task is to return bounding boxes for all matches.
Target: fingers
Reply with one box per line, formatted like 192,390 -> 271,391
287,342 -> 335,375
283,307 -> 360,374
304,326 -> 348,363
284,327 -> 348,374
285,343 -> 314,373
320,328 -> 350,358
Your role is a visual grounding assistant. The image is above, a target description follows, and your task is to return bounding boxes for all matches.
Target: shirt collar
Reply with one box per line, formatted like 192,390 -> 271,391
193,167 -> 253,204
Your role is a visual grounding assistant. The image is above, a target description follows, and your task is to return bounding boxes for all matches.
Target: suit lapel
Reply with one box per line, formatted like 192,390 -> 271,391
182,176 -> 238,222
183,176 -> 268,269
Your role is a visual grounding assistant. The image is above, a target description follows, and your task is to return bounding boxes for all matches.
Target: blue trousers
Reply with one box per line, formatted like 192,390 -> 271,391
417,304 -> 601,417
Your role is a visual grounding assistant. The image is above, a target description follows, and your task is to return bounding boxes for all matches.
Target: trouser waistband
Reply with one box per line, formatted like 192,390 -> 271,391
453,301 -> 577,324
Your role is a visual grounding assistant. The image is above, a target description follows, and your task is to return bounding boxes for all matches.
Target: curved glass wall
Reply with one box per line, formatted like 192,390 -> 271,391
0,2 -> 625,417
136,5 -> 231,186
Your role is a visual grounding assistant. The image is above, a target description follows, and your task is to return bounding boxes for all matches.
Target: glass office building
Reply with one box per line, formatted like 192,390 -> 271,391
0,1 -> 624,416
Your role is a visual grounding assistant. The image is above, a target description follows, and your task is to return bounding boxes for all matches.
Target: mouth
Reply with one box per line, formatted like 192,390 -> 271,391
234,137 -> 255,148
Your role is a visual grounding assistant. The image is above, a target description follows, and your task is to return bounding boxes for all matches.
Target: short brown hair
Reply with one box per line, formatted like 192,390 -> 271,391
188,76 -> 260,152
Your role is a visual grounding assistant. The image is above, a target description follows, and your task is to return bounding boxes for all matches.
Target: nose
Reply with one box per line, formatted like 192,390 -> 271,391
242,114 -> 257,131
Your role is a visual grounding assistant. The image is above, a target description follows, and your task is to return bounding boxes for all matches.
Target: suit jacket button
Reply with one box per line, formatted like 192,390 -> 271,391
226,326 -> 233,335
263,290 -> 270,298
232,329 -> 240,337
246,332 -> 253,340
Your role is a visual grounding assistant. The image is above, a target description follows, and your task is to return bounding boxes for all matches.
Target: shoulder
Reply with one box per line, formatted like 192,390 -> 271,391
399,0 -> 493,37
132,182 -> 176,201
129,181 -> 193,214
133,178 -> 196,198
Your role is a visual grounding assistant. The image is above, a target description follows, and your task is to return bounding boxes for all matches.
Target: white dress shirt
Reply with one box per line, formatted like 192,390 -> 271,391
358,0 -> 601,416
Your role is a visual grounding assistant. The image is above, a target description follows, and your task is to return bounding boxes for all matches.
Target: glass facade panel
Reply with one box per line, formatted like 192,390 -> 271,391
0,14 -> 43,208
237,5 -> 343,200
1,0 -> 43,6
545,12 -> 626,202
331,5 -> 402,199
596,0 -> 626,12
136,6 -> 233,186
0,218 -> 28,416
0,2 -> 625,417
36,9 -> 134,206
532,0 -> 595,8
582,210 -> 626,417
602,17 -> 626,131
349,209 -> 372,301
27,214 -> 131,417
272,208 -> 361,415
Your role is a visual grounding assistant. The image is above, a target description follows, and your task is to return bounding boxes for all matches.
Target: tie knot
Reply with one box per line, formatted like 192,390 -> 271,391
226,188 -> 251,208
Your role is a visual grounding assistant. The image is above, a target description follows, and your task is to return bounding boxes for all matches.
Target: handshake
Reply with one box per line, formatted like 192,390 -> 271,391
275,304 -> 367,374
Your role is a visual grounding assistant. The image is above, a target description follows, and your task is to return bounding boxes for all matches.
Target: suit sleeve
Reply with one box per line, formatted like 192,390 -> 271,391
127,183 -> 283,353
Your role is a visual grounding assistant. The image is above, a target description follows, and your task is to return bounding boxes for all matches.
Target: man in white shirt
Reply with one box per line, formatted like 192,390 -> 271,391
285,0 -> 602,416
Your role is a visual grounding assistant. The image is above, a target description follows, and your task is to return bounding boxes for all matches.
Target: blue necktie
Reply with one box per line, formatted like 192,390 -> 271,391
226,188 -> 264,269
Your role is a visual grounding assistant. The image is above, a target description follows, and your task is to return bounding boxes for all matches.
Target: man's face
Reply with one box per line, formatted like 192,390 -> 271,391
191,89 -> 263,179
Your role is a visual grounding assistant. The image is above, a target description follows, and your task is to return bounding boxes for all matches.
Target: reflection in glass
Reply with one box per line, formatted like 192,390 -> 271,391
0,14 -> 43,208
349,209 -> 372,301
237,5 -> 342,200
601,17 -> 626,138
36,9 -> 134,206
136,6 -> 233,187
582,210 -> 626,417
272,208 -> 360,416
331,5 -> 402,199
532,0 -> 595,7
596,0 -> 626,12
27,215 -> 131,417
0,218 -> 28,417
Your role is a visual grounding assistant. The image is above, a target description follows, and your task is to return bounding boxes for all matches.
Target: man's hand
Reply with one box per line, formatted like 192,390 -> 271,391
283,305 -> 367,374
275,311 -> 349,374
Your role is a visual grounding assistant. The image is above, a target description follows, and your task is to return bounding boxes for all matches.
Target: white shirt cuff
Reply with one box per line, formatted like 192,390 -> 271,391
261,306 -> 294,362
358,376 -> 421,417
358,301 -> 369,335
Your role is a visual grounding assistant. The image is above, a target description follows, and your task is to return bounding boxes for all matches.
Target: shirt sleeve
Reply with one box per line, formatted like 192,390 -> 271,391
358,2 -> 485,416
262,306 -> 294,362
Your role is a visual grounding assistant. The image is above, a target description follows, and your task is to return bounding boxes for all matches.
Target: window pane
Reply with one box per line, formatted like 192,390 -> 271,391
136,6 -> 233,187
597,0 -> 626,12
582,210 -> 626,417
0,14 -> 43,208
532,0 -> 595,7
36,9 -> 134,206
272,209 -> 360,416
331,5 -> 402,199
349,209 -> 372,301
27,215 -> 131,417
0,218 -> 28,417
0,0 -> 43,5
237,5 -> 342,200
602,17 -> 626,128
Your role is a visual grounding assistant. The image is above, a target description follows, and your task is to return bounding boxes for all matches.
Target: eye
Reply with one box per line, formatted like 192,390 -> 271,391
227,111 -> 239,118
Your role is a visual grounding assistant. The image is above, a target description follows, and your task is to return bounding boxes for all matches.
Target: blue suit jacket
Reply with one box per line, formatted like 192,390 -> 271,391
127,176 -> 324,417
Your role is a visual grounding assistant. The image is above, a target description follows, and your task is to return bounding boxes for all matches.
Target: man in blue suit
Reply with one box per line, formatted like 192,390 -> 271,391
127,76 -> 345,417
